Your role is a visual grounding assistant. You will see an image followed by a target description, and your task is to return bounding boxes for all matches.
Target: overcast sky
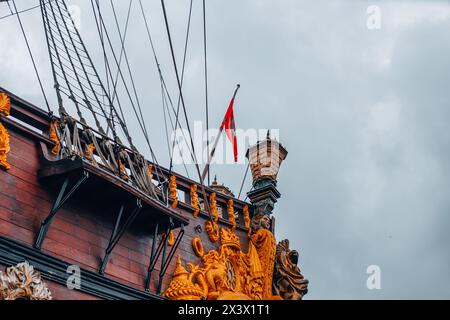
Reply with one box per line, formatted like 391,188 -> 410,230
1,0 -> 450,299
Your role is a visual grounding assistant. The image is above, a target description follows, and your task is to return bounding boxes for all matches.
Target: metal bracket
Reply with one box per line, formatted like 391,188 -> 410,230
34,171 -> 89,250
157,223 -> 184,294
99,199 -> 143,275
144,217 -> 185,294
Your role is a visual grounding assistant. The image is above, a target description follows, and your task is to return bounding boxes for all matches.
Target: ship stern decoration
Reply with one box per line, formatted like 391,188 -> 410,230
165,133 -> 308,300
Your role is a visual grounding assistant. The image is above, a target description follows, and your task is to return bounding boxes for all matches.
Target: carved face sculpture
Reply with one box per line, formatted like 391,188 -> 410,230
251,213 -> 271,233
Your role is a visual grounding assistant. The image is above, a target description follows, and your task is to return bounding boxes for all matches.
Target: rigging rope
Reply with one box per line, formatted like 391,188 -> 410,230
167,0 -> 194,177
160,0 -> 215,223
202,0 -> 210,186
40,0 -> 131,147
90,0 -> 169,200
9,0 -> 51,113
138,0 -> 193,179
0,0 -> 50,21
238,162 -> 250,200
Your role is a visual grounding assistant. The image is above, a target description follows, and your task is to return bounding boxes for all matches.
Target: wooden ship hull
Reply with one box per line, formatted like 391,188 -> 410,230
0,88 -> 308,300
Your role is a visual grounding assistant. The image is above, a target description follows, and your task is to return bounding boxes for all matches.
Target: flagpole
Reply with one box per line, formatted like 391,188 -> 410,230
201,84 -> 240,184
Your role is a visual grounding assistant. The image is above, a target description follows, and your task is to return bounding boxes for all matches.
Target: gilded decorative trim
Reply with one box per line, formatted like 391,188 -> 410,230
243,205 -> 251,237
49,120 -> 61,156
205,220 -> 219,243
227,199 -> 237,230
169,175 -> 179,208
0,121 -> 10,171
192,237 -> 204,257
85,143 -> 95,161
0,262 -> 52,300
168,231 -> 175,246
210,193 -> 218,222
190,184 -> 200,218
119,160 -> 128,180
147,163 -> 153,181
205,192 -> 219,242
0,92 -> 10,116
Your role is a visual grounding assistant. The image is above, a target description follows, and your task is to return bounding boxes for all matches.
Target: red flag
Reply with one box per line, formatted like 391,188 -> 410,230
221,91 -> 238,162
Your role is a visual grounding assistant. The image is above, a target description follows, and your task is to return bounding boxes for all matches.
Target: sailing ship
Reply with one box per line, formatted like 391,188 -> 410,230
0,0 -> 308,300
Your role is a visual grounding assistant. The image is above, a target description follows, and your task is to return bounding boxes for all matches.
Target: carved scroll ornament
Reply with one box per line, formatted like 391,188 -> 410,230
227,199 -> 237,230
0,262 -> 52,300
169,175 -> 179,208
243,205 -> 251,237
190,184 -> 200,218
205,193 -> 219,243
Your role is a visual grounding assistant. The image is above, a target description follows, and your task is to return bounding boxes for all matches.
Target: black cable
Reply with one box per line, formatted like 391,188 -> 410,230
57,0 -> 128,145
0,0 -> 51,21
53,0 -> 111,129
140,0 -> 197,184
202,0 -> 210,185
160,0 -> 215,223
238,163 -> 250,199
42,0 -> 83,118
168,0 -> 194,176
89,0 -> 127,132
89,0 -> 148,148
46,0 -> 99,125
10,0 -> 51,113
109,0 -> 150,142
90,0 -> 168,200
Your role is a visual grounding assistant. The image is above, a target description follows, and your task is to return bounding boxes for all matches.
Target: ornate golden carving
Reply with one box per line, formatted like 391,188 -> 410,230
0,92 -> 10,116
0,262 -> 52,300
85,143 -> 95,161
147,163 -> 153,181
164,257 -> 206,300
210,192 -> 218,222
0,121 -> 10,171
243,205 -> 251,237
168,231 -> 175,246
165,227 -> 280,301
49,120 -> 61,156
205,220 -> 220,243
205,192 -> 220,243
227,199 -> 237,230
192,237 -> 204,257
190,184 -> 200,218
162,231 -> 176,246
169,175 -> 179,208
0,93 -> 11,171
119,160 -> 128,180
251,226 -> 277,299
273,240 -> 309,300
